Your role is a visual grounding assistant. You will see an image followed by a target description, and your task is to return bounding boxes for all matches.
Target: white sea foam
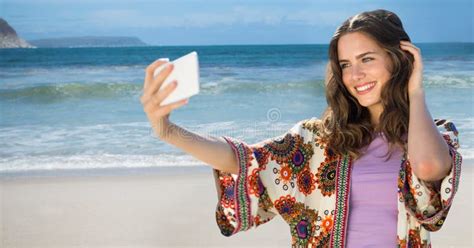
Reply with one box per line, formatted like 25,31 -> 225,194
0,154 -> 206,173
0,120 -> 294,173
1,117 -> 473,173
424,73 -> 474,88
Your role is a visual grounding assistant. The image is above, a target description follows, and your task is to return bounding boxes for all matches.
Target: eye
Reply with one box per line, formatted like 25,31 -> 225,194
340,63 -> 349,69
362,57 -> 374,63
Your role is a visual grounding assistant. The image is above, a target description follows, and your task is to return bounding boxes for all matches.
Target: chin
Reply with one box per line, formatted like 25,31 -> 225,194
355,101 -> 378,110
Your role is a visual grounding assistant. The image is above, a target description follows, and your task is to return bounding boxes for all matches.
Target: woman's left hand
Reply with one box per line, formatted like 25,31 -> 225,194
400,40 -> 424,96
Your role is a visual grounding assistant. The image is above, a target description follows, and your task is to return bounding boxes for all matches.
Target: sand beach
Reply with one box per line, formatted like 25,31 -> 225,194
0,161 -> 472,248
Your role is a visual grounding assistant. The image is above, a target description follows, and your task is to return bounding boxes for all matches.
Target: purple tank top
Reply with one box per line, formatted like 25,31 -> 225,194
345,133 -> 403,247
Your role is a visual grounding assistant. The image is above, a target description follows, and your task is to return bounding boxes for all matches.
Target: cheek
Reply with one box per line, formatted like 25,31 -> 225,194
341,72 -> 351,89
384,68 -> 392,81
342,81 -> 356,97
373,62 -> 392,81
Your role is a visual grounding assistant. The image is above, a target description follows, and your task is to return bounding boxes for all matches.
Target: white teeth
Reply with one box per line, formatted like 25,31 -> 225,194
355,82 -> 375,92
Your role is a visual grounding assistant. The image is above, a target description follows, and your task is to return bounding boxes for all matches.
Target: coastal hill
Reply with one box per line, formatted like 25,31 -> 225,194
29,36 -> 148,48
0,18 -> 35,48
0,18 -> 147,49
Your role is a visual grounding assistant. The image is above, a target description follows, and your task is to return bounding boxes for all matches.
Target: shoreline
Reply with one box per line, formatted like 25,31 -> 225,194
0,164 -> 210,180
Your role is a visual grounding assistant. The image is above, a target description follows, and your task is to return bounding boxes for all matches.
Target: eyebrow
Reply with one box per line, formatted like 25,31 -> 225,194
338,51 -> 377,63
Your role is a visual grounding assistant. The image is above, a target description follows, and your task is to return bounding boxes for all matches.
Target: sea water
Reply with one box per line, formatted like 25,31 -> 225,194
0,44 -> 472,175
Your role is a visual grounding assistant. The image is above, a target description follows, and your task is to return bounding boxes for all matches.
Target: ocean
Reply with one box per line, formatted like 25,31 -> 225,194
0,43 -> 473,176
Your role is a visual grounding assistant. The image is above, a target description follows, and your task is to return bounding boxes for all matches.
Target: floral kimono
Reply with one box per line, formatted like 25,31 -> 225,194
213,117 -> 462,247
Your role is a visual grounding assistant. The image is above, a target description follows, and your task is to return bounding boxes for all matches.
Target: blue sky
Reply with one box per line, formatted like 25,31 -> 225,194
1,0 -> 472,45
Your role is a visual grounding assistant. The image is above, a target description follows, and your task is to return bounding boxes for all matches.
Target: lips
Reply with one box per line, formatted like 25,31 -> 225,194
354,81 -> 376,94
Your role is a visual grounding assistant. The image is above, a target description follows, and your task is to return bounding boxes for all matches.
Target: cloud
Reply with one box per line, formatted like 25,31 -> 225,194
86,8 -> 277,29
4,0 -> 372,35
85,6 -> 347,30
5,0 -> 471,43
286,10 -> 352,26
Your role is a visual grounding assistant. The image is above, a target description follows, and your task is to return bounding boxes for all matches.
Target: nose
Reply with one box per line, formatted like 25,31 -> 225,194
350,64 -> 365,82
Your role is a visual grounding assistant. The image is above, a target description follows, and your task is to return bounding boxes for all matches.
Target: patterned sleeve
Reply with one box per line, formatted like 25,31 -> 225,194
213,119 -> 312,237
400,119 -> 463,231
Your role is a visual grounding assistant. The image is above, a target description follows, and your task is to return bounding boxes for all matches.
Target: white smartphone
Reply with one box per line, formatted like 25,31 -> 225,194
153,51 -> 200,106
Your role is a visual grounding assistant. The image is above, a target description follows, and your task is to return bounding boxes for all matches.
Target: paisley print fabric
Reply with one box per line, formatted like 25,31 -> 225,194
212,117 -> 462,247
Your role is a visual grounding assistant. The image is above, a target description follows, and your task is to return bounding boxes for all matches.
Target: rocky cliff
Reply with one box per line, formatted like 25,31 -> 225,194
0,18 -> 35,48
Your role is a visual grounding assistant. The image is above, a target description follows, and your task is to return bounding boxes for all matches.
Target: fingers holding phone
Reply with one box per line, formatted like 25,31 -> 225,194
153,52 -> 199,106
141,60 -> 188,137
141,51 -> 200,138
141,58 -> 170,106
142,51 -> 199,107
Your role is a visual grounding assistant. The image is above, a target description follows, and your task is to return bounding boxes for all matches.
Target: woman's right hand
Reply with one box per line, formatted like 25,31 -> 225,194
140,59 -> 239,174
140,59 -> 189,138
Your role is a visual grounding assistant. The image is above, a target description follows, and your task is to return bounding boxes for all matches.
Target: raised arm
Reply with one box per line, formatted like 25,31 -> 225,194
140,59 -> 239,174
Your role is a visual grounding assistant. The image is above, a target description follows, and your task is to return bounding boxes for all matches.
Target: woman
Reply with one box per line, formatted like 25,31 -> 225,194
140,9 -> 462,247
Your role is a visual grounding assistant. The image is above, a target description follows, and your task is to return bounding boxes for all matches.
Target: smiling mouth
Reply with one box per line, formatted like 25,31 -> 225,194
355,81 -> 376,94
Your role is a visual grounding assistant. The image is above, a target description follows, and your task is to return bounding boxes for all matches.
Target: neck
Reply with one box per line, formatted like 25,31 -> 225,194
368,104 -> 383,128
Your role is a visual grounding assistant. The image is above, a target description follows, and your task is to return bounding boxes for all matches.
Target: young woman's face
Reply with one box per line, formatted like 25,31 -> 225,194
337,32 -> 393,117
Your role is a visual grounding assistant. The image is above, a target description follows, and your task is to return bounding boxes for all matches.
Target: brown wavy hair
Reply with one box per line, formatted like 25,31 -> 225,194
319,9 -> 415,159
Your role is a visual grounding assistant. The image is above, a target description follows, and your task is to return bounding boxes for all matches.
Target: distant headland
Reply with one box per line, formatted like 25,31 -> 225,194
0,18 -> 148,49
28,36 -> 149,48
